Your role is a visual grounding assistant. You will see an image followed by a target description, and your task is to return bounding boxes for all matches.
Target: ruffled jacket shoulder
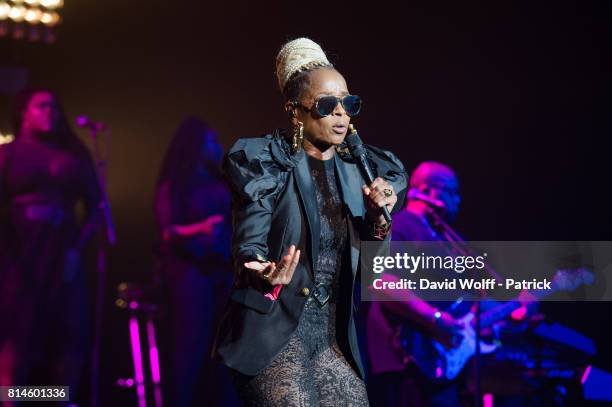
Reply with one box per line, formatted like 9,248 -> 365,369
223,129 -> 297,204
367,144 -> 408,212
336,141 -> 408,213
224,128 -> 408,211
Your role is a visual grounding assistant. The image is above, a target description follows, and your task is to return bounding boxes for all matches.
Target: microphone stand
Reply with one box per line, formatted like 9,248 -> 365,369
86,123 -> 116,407
426,208 -> 493,407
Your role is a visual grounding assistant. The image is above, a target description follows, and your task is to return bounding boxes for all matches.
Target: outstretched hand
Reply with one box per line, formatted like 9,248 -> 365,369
244,245 -> 301,286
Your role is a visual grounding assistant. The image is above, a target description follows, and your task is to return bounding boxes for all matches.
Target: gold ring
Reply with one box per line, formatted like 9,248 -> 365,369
262,270 -> 272,281
383,188 -> 393,197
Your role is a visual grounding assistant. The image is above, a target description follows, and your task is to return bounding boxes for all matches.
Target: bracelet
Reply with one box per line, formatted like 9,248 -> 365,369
372,221 -> 392,240
254,253 -> 273,282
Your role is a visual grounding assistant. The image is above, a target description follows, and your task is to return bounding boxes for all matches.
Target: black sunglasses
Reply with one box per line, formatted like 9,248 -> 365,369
295,95 -> 362,117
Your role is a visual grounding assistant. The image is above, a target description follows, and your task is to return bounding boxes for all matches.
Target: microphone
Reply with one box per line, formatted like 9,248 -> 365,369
75,115 -> 106,131
407,188 -> 447,210
345,125 -> 392,224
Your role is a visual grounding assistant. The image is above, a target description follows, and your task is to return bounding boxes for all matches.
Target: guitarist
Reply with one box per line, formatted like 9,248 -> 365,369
367,161 -> 466,407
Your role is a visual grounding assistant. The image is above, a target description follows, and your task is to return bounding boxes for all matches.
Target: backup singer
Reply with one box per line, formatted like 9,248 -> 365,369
211,38 -> 407,405
0,88 -> 100,397
155,117 -> 236,406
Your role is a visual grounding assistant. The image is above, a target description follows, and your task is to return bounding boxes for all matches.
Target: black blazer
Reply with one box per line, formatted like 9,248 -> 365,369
211,129 -> 407,378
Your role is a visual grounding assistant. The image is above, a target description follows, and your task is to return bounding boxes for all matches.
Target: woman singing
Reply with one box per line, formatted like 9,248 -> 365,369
212,38 -> 407,405
0,88 -> 100,394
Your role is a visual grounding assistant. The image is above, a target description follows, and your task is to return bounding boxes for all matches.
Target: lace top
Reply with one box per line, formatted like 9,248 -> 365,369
308,155 -> 347,291
292,155 -> 348,359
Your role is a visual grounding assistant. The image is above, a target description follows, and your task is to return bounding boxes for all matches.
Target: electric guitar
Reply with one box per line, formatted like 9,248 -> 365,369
399,268 -> 594,382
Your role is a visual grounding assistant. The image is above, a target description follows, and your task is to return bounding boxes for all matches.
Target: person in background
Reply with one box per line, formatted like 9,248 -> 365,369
154,117 -> 237,406
0,87 -> 100,403
367,161 -> 465,407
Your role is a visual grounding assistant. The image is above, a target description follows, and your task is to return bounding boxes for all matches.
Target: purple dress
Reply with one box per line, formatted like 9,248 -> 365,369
155,170 -> 236,406
0,137 -> 99,389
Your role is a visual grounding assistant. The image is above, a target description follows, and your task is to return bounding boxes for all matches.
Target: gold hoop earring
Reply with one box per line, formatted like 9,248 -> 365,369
292,121 -> 304,153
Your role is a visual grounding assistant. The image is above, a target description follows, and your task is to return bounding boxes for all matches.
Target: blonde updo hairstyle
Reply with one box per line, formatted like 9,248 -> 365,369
276,38 -> 335,103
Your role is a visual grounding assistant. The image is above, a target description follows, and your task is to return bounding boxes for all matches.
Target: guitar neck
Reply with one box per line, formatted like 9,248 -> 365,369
479,285 -> 559,329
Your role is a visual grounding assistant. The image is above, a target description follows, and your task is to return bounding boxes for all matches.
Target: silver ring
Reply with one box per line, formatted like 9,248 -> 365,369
383,188 -> 393,197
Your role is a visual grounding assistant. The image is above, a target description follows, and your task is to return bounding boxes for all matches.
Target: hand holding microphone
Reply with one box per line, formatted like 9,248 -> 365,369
345,125 -> 395,225
362,178 -> 396,225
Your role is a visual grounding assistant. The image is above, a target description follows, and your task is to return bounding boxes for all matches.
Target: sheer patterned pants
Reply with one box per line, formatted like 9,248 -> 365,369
233,303 -> 369,406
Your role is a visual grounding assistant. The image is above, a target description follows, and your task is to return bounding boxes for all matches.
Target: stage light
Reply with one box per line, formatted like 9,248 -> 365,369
40,10 -> 58,26
0,132 -> 15,145
8,4 -> 26,22
2,0 -> 62,42
0,3 -> 10,20
40,0 -> 62,9
24,7 -> 41,23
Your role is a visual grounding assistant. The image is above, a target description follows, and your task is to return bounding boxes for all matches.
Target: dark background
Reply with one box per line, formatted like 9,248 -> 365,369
1,1 -> 610,404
